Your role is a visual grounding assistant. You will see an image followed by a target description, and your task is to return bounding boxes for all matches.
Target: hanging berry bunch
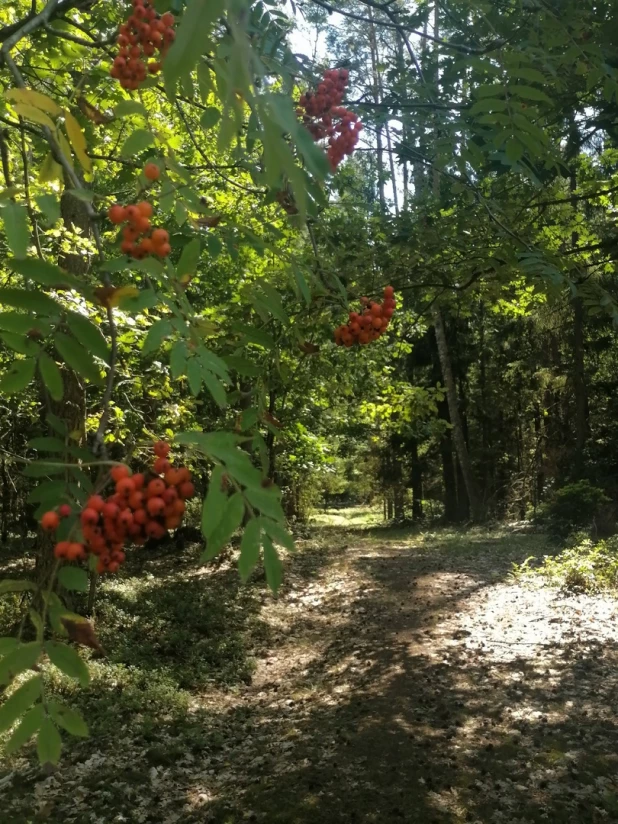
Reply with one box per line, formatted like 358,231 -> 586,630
110,2 -> 175,90
297,68 -> 363,170
107,164 -> 170,259
40,442 -> 195,574
334,286 -> 396,347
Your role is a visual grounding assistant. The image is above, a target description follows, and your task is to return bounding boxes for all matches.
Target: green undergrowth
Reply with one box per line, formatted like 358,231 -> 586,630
513,533 -> 618,594
0,542 -> 268,768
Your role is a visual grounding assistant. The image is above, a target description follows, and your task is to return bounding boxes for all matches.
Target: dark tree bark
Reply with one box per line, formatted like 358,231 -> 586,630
572,295 -> 589,478
432,306 -> 483,521
410,438 -> 423,520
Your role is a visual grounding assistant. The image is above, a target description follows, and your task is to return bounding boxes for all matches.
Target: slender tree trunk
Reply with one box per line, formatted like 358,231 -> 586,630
573,296 -> 588,476
433,310 -> 483,521
440,425 -> 458,523
368,16 -> 386,211
410,438 -> 423,520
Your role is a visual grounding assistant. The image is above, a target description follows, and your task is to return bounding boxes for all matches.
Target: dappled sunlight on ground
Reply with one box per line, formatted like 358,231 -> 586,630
2,511 -> 618,822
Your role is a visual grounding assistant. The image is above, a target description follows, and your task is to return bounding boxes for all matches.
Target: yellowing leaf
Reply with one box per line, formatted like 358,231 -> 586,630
56,131 -> 73,169
109,286 -> 139,306
63,111 -> 91,174
4,88 -> 62,117
11,104 -> 56,130
39,152 -> 62,184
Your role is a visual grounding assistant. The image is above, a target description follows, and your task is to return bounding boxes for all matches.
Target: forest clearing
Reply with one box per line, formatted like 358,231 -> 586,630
2,0 -> 618,822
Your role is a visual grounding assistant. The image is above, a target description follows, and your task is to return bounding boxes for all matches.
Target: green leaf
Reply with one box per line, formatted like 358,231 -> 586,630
201,370 -> 227,408
28,436 -> 66,452
176,238 -> 201,282
505,138 -> 524,163
6,704 -> 45,754
187,358 -> 202,396
0,642 -> 42,685
259,516 -> 295,552
114,100 -> 148,118
224,356 -> 262,377
1,203 -> 29,258
47,700 -> 88,737
142,318 -> 173,356
0,287 -> 61,315
232,323 -> 276,349
57,567 -> 88,593
240,408 -> 259,431
163,0 -> 225,95
0,638 -> 19,656
0,676 -> 42,733
37,718 -> 62,765
0,579 -> 36,596
0,332 -> 39,356
469,98 -> 508,115
511,67 -> 547,84
27,481 -> 67,505
35,194 -> 61,225
54,332 -> 103,384
201,465 -> 225,539
238,518 -> 261,582
202,492 -> 245,560
244,484 -> 285,521
8,258 -> 81,290
0,357 -> 36,394
121,129 -> 155,157
160,178 -> 175,213
292,264 -> 311,305
46,412 -> 67,436
475,83 -> 505,98
38,352 -> 64,401
0,311 -> 37,335
65,188 -> 94,203
66,313 -> 109,363
196,346 -> 229,381
29,609 -> 44,640
22,461 -> 67,478
510,85 -> 552,103
200,107 -> 221,129
45,641 -> 90,686
207,235 -> 222,258
263,535 -> 282,593
170,339 -> 188,380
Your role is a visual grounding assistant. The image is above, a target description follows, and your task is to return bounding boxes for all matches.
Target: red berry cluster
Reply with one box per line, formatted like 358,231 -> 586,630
297,68 -> 363,170
110,2 -> 175,90
40,442 -> 195,574
108,190 -> 170,260
334,286 -> 396,347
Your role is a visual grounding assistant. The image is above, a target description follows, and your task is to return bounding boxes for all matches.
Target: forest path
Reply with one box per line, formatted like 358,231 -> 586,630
190,523 -> 618,823
3,521 -> 618,823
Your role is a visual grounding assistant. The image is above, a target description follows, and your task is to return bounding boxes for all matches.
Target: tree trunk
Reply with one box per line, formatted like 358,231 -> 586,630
432,307 -> 483,521
572,295 -> 588,478
368,16 -> 386,211
410,438 -> 423,520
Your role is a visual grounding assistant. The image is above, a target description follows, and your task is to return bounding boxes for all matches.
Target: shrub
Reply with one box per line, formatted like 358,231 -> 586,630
539,480 -> 610,537
516,534 -> 618,594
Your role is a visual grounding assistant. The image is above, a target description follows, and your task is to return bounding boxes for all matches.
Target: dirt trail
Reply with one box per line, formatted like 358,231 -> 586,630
180,527 -> 618,824
4,526 -> 618,823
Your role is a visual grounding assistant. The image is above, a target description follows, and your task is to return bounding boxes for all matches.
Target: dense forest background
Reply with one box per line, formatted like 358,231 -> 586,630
2,0 -> 618,783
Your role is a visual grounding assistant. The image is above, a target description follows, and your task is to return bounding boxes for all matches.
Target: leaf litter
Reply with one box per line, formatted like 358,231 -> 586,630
1,523 -> 618,822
